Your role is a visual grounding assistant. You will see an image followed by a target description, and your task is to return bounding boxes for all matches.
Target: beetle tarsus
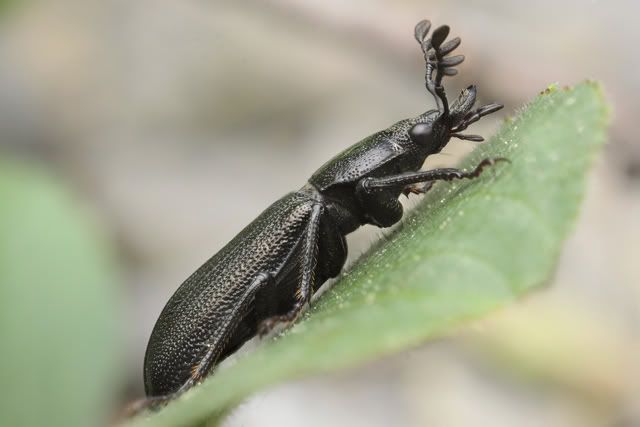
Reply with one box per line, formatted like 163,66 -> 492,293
257,305 -> 303,337
402,181 -> 435,197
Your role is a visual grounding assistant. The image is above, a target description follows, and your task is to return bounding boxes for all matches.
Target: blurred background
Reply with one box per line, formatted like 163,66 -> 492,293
0,1 -> 638,426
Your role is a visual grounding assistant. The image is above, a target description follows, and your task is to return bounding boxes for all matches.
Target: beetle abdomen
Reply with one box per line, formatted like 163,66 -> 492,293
143,191 -> 318,396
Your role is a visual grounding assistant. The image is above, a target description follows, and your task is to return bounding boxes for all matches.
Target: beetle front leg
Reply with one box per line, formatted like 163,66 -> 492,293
362,157 -> 509,191
257,204 -> 323,336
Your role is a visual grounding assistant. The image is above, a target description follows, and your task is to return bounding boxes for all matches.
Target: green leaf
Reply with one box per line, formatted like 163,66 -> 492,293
0,160 -> 122,427
126,81 -> 609,427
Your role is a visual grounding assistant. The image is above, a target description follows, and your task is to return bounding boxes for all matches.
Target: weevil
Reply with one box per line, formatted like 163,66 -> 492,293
142,20 -> 506,407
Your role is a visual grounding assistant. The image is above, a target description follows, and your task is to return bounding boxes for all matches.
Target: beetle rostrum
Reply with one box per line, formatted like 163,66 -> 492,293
138,18 -> 507,412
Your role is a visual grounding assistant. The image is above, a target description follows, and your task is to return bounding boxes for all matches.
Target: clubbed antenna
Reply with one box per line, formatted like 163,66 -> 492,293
413,20 -> 464,118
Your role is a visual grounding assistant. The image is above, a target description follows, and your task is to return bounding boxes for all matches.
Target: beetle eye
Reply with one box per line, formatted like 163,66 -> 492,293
409,123 -> 433,145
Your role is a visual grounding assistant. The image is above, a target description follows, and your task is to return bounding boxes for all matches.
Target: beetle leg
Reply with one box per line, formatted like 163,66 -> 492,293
402,181 -> 434,197
186,273 -> 274,383
257,204 -> 322,337
362,157 -> 509,191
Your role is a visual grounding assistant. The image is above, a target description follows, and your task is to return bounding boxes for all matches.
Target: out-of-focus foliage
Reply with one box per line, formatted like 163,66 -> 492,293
0,0 -> 14,15
125,82 -> 608,427
0,159 -> 122,427
466,300 -> 638,402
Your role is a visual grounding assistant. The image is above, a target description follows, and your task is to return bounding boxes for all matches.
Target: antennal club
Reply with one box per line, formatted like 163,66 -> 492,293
413,20 -> 464,119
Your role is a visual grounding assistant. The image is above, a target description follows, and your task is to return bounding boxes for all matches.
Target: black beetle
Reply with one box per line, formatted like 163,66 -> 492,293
141,19 -> 505,408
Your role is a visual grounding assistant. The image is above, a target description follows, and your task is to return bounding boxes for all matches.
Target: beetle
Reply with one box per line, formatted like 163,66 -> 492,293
142,19 -> 506,407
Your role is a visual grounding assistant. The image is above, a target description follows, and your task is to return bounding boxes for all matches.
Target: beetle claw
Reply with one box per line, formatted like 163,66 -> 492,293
257,318 -> 278,337
402,181 -> 434,197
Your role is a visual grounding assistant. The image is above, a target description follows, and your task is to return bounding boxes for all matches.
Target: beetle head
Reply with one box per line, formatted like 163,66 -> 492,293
408,85 -> 503,153
406,111 -> 450,153
410,20 -> 503,150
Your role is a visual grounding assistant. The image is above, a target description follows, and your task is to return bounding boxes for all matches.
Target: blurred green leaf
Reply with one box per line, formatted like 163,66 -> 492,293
126,81 -> 608,427
0,0 -> 20,18
0,160 -> 122,427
